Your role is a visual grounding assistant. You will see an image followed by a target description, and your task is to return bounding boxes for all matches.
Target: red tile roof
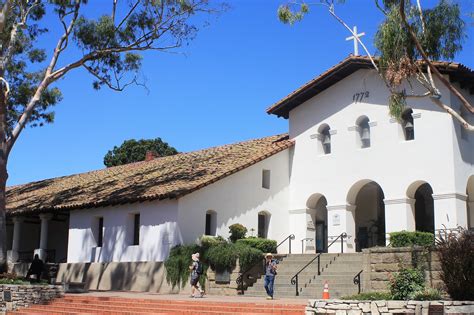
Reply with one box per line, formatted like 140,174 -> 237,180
6,134 -> 293,215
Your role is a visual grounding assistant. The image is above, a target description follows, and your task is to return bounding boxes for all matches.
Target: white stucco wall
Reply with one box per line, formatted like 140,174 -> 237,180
287,69 -> 473,252
67,200 -> 182,263
177,149 -> 291,253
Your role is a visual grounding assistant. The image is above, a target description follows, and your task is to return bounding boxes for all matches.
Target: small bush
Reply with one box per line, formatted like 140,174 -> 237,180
0,273 -> 29,285
200,235 -> 226,249
412,288 -> 442,301
235,243 -> 264,271
236,238 -> 277,253
207,242 -> 239,270
390,231 -> 434,247
389,267 -> 425,300
341,291 -> 393,300
229,223 -> 247,242
436,229 -> 474,300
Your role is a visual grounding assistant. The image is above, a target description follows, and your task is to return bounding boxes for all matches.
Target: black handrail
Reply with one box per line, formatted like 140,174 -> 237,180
353,270 -> 363,294
236,234 -> 295,294
290,253 -> 321,296
327,232 -> 347,253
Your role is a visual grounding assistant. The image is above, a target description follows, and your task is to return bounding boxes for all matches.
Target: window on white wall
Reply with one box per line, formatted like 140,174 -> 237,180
262,170 -> 271,189
93,217 -> 103,247
318,124 -> 331,154
133,213 -> 140,246
401,108 -> 415,141
205,210 -> 217,236
356,116 -> 371,148
258,211 -> 270,238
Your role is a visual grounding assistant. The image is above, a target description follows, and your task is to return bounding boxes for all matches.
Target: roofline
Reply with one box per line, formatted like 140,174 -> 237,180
267,55 -> 474,119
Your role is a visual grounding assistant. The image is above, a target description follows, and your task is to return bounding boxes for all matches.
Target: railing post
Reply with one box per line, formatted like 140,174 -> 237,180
295,275 -> 299,296
301,239 -> 303,254
341,235 -> 344,253
317,255 -> 320,275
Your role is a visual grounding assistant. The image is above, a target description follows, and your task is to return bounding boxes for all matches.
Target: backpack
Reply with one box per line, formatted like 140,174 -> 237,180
195,262 -> 203,275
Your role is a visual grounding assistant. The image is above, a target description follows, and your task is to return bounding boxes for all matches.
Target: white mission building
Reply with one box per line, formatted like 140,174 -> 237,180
5,56 -> 474,289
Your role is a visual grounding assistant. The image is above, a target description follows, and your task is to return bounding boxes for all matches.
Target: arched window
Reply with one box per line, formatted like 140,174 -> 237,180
258,211 -> 271,238
205,210 -> 217,236
401,108 -> 414,141
318,124 -> 331,154
356,116 -> 371,148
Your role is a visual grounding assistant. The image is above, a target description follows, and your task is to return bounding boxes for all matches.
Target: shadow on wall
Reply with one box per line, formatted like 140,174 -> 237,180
56,261 -> 183,293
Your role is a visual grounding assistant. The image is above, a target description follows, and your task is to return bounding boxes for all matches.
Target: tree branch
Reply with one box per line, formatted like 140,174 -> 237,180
399,0 -> 474,114
430,97 -> 474,131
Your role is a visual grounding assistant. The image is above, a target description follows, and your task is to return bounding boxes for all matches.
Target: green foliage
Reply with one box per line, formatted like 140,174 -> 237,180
236,238 -> 277,254
228,223 -> 247,243
103,138 -> 178,167
235,243 -> 264,271
389,231 -> 434,247
342,291 -> 393,300
164,244 -> 200,289
389,267 -> 425,300
0,272 -> 29,285
436,229 -> 474,300
412,288 -> 442,301
206,242 -> 238,270
200,235 -> 226,250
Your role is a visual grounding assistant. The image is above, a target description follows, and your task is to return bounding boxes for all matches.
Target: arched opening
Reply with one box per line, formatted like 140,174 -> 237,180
401,108 -> 414,141
467,176 -> 474,229
348,180 -> 385,252
306,194 -> 328,253
407,182 -> 435,233
258,211 -> 271,238
205,210 -> 217,236
356,116 -> 371,148
318,124 -> 331,155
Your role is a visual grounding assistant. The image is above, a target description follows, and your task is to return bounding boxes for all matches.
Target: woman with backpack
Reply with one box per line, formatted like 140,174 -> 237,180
189,253 -> 205,298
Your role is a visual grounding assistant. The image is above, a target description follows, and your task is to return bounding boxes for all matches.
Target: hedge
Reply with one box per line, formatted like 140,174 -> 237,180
236,237 -> 277,253
389,231 -> 434,247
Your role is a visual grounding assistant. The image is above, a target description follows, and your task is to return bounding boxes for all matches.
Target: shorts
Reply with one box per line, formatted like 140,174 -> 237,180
190,275 -> 200,286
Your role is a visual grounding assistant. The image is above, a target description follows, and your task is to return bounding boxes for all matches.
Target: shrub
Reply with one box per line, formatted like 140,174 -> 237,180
0,273 -> 29,285
164,244 -> 201,289
235,243 -> 264,271
436,228 -> 474,300
412,288 -> 442,301
341,291 -> 393,300
390,231 -> 434,247
236,238 -> 277,253
207,242 -> 239,270
200,235 -> 226,249
229,224 -> 247,242
389,267 -> 425,300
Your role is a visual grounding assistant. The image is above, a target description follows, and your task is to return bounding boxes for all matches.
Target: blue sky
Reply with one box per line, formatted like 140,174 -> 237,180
7,0 -> 474,186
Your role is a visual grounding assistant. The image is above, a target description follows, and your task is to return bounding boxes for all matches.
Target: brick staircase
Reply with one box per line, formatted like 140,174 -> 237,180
8,295 -> 306,314
244,253 -> 364,299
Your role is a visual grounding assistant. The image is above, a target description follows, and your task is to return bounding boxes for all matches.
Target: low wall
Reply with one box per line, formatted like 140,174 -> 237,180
0,284 -> 64,313
306,299 -> 474,314
56,262 -> 186,293
362,247 -> 442,292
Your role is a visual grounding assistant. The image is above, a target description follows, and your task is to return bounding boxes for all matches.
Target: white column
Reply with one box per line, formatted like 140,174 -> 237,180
384,198 -> 416,244
433,193 -> 468,230
327,204 -> 356,253
7,217 -> 24,262
35,213 -> 53,261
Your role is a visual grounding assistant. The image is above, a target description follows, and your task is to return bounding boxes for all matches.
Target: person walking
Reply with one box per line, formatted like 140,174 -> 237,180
25,254 -> 44,283
189,253 -> 204,298
264,253 -> 277,300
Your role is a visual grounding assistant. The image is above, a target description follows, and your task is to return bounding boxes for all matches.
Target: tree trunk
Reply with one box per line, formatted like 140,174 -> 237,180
0,155 -> 7,273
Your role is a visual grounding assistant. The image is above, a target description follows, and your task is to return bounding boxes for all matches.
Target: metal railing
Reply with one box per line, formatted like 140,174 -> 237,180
353,270 -> 363,294
290,232 -> 348,296
290,253 -> 321,296
327,232 -> 347,253
300,237 -> 313,254
236,234 -> 295,294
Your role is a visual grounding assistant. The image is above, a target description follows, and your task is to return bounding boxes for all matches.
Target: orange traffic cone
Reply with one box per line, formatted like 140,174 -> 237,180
322,281 -> 330,299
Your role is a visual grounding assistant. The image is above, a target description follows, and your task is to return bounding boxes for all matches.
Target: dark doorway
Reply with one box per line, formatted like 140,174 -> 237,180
414,183 -> 435,233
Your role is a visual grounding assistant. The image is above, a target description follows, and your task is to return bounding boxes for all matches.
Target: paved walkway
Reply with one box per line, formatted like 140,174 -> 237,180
70,291 -> 308,306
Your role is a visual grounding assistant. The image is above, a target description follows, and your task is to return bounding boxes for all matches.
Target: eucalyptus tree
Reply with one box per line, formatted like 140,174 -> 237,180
278,0 -> 473,130
0,0 -> 224,270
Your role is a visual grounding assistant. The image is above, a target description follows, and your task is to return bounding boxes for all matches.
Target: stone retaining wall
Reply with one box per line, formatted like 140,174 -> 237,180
362,247 -> 442,292
0,284 -> 64,313
306,299 -> 474,314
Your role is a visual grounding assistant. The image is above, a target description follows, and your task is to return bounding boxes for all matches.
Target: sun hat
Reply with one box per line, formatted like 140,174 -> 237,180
265,253 -> 273,258
192,253 -> 200,261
